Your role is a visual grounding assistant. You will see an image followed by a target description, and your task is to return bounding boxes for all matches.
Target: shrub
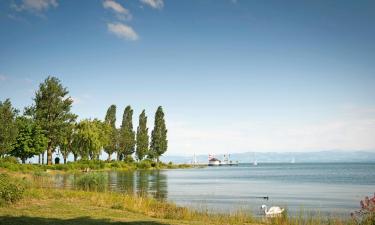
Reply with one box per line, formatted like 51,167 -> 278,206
0,156 -> 19,164
74,172 -> 108,192
351,194 -> 375,225
137,160 -> 152,169
124,155 -> 134,163
0,173 -> 26,205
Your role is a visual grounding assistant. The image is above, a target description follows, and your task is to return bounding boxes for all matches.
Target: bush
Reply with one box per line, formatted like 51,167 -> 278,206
0,156 -> 19,164
124,155 -> 135,163
0,173 -> 26,205
137,159 -> 152,169
74,172 -> 108,192
351,194 -> 375,225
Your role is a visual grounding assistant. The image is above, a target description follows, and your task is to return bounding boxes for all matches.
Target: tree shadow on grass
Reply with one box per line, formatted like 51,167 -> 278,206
0,216 -> 171,225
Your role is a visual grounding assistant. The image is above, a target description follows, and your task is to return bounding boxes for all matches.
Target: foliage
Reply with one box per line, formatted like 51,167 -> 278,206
351,194 -> 375,225
0,99 -> 18,157
0,156 -> 19,164
10,116 -> 48,163
103,105 -> 117,161
73,119 -> 103,160
74,173 -> 108,192
150,106 -> 168,162
136,110 -> 149,161
0,173 -> 26,205
59,123 -> 75,164
119,105 -> 135,159
27,76 -> 77,165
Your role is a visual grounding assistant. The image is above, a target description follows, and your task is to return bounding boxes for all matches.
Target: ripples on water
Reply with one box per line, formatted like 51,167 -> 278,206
52,163 -> 375,217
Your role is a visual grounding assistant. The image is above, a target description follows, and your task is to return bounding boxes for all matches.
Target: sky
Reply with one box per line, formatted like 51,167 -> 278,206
0,0 -> 375,156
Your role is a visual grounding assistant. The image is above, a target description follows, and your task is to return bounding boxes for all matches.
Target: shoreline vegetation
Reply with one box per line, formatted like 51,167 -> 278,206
1,168 -> 374,225
0,157 -> 192,173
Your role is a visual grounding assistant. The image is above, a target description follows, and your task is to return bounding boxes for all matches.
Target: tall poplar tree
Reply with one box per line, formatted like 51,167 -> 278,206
104,105 -> 117,161
136,110 -> 149,161
28,76 -> 77,165
150,106 -> 167,162
0,99 -> 18,157
119,105 -> 135,160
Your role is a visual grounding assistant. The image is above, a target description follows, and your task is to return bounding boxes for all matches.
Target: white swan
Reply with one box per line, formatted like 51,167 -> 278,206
261,204 -> 284,217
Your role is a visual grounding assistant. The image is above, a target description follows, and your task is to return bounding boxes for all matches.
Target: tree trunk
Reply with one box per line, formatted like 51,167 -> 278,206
73,154 -> 77,162
41,152 -> 45,165
63,156 -> 67,164
38,155 -> 41,164
107,153 -> 111,161
47,144 -> 53,165
22,158 -> 26,164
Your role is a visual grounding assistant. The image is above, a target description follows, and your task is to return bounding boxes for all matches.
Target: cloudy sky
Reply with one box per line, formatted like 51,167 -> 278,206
1,0 -> 375,156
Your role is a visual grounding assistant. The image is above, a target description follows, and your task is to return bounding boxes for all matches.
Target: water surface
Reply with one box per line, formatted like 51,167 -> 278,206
53,163 -> 375,217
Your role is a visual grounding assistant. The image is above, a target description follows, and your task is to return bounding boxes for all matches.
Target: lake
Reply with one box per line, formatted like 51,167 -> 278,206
53,163 -> 375,217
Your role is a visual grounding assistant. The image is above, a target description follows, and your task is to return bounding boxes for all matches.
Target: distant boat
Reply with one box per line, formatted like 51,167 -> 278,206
208,154 -> 238,166
253,153 -> 258,166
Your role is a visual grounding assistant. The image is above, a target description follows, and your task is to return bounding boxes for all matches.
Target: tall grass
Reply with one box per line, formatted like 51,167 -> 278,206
74,172 -> 108,192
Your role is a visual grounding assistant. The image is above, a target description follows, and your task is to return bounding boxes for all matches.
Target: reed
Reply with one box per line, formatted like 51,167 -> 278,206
73,172 -> 108,192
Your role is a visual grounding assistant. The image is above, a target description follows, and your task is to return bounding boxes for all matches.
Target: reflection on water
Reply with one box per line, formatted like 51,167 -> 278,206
53,170 -> 168,201
52,163 -> 375,216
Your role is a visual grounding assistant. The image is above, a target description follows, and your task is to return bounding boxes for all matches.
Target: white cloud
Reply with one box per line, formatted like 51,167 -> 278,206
12,0 -> 58,12
103,0 -> 132,21
140,0 -> 164,9
107,22 -> 138,41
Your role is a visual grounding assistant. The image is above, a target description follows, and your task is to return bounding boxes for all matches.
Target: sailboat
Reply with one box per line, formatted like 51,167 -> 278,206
253,153 -> 258,166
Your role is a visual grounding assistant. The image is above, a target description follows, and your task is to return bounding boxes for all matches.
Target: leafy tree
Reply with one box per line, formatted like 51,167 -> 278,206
94,119 -> 111,153
119,106 -> 135,160
72,119 -> 102,160
10,116 -> 47,163
27,76 -> 76,165
104,105 -> 117,161
136,110 -> 149,161
59,123 -> 75,164
0,99 -> 18,157
150,106 -> 167,162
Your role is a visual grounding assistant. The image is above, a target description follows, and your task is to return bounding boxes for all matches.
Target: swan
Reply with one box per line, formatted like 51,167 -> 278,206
261,204 -> 284,217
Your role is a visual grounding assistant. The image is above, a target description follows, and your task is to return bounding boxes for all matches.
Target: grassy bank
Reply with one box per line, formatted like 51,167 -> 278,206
0,158 -> 192,173
0,170 -> 373,225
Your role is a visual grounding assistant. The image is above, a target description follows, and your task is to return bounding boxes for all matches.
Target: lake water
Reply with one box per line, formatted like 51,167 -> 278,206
53,163 -> 375,217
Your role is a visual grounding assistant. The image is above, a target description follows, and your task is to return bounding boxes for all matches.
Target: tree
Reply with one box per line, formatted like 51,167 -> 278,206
72,119 -> 102,160
10,116 -> 47,163
104,105 -> 117,161
28,76 -> 77,165
136,110 -> 149,161
150,106 -> 167,162
0,99 -> 18,157
119,106 -> 135,160
59,123 -> 75,164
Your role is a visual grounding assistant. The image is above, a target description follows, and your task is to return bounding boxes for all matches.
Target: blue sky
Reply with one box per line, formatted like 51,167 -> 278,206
1,0 -> 375,156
